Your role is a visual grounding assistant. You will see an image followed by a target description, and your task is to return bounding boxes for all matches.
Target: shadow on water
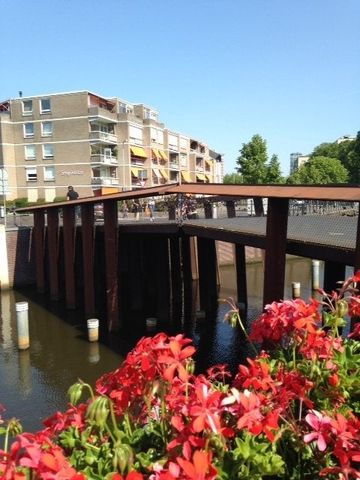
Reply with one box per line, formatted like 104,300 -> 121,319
0,256 -> 350,432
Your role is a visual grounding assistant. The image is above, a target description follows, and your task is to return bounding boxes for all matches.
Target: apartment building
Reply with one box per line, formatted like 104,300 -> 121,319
289,152 -> 310,174
0,91 -> 224,202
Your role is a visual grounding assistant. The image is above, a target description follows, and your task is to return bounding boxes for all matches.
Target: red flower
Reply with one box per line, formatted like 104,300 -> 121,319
176,450 -> 217,480
304,410 -> 332,451
157,335 -> 195,382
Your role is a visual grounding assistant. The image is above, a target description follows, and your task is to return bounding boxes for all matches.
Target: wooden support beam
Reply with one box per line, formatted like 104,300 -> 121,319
235,244 -> 248,308
197,237 -> 218,312
263,198 -> 289,306
170,237 -> 182,321
47,209 -> 59,300
103,201 -> 119,331
62,206 -> 76,309
204,201 -> 213,219
33,210 -> 45,293
354,201 -> 360,271
226,200 -> 236,218
81,204 -> 95,318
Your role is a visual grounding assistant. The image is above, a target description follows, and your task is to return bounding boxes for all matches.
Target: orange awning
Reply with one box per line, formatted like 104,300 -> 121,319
181,171 -> 192,183
152,148 -> 161,160
130,146 -> 147,158
160,168 -> 169,180
159,150 -> 168,161
196,173 -> 206,181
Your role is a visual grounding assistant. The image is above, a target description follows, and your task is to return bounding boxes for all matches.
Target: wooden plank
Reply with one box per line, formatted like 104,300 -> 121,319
33,210 -> 45,293
103,201 -> 119,331
47,209 -> 59,300
323,261 -> 346,293
62,206 -> 76,309
263,198 -> 289,306
81,204 -> 95,317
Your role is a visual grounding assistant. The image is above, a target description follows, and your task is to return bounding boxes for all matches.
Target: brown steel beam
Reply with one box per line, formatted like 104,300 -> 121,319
81,204 -> 95,318
62,206 -> 76,309
33,210 -> 45,293
47,209 -> 59,300
103,201 -> 119,331
263,198 -> 289,306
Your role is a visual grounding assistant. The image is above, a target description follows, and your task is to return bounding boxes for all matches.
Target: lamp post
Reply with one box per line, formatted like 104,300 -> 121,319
0,168 -> 8,228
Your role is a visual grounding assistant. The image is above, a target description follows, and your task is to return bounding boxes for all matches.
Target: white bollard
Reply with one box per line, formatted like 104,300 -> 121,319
291,282 -> 301,299
146,317 -> 157,331
312,260 -> 320,290
88,342 -> 100,364
87,318 -> 99,342
16,301 -> 29,350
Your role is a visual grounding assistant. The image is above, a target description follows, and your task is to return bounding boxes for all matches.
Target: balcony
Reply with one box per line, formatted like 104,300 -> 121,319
89,131 -> 117,143
91,154 -> 118,165
88,106 -> 117,122
91,177 -> 119,186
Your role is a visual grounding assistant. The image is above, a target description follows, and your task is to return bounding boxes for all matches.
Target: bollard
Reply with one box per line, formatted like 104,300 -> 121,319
87,318 -> 99,342
146,317 -> 157,331
291,282 -> 301,299
88,342 -> 100,364
16,301 -> 30,350
312,260 -> 320,290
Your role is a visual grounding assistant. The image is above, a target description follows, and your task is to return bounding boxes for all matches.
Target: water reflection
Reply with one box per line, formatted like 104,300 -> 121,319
0,257 -> 352,432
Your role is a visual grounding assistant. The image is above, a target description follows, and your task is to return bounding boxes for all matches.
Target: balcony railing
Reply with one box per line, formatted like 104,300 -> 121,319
88,106 -> 117,121
91,154 -> 118,165
89,131 -> 117,143
91,177 -> 119,186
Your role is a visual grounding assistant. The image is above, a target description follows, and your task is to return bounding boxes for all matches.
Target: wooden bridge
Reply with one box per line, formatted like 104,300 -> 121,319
16,183 -> 360,332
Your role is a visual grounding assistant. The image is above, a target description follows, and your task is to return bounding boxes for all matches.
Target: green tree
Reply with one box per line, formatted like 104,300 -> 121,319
342,131 -> 360,184
236,134 -> 268,183
223,172 -> 243,184
267,154 -> 284,183
288,156 -> 349,184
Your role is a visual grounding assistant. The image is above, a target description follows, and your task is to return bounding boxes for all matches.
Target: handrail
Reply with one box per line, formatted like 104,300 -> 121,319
15,183 -> 360,213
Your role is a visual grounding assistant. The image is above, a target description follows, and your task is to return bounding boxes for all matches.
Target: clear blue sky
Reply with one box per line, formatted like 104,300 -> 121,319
1,0 -> 359,175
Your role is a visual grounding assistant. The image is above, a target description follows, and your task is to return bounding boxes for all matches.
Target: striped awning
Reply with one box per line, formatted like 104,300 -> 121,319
152,168 -> 161,178
159,150 -> 168,161
205,159 -> 212,167
131,167 -> 140,176
130,146 -> 147,158
160,168 -> 169,180
196,173 -> 206,181
152,148 -> 161,160
205,174 -> 212,181
181,171 -> 192,183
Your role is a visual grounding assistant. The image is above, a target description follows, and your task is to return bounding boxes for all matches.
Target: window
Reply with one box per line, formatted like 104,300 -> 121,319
22,100 -> 33,115
41,121 -> 53,136
42,144 -> 54,159
40,98 -> 51,113
25,167 -> 37,182
23,123 -> 34,138
44,166 -> 55,181
25,145 -> 36,159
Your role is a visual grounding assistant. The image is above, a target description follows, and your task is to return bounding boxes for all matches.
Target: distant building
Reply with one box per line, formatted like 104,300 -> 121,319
290,152 -> 310,174
0,90 -> 224,201
336,135 -> 356,144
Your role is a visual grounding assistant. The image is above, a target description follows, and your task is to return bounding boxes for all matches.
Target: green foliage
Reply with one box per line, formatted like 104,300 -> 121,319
223,172 -> 243,184
14,197 -> 29,208
53,196 -> 67,203
287,156 -> 349,184
236,134 -> 283,184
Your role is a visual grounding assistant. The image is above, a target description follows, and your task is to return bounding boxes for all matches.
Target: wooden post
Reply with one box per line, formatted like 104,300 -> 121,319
47,208 -> 59,300
103,201 -> 119,331
354,202 -> 360,271
81,204 -> 95,318
226,200 -> 236,218
235,244 -> 247,308
33,210 -> 45,293
62,206 -> 76,309
170,236 -> 182,321
263,198 -> 289,306
197,237 -> 218,313
204,201 -> 213,219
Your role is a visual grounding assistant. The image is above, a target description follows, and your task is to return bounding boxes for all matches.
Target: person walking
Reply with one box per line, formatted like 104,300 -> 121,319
66,186 -> 79,201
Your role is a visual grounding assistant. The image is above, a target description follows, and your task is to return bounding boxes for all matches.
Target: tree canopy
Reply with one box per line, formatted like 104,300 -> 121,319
236,134 -> 283,184
287,156 -> 349,184
223,172 -> 243,184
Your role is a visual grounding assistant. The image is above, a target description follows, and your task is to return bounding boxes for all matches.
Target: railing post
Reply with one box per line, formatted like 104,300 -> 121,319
47,208 -> 59,300
226,200 -> 236,218
263,198 -> 289,306
81,204 -> 95,318
33,210 -> 45,293
103,200 -> 119,331
62,205 -> 76,309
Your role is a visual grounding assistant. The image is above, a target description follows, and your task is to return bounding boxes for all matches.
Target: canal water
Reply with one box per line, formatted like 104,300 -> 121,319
0,257 -> 349,432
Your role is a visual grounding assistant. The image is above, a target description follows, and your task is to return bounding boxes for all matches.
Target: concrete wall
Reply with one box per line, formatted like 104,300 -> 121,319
4,227 -> 35,288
